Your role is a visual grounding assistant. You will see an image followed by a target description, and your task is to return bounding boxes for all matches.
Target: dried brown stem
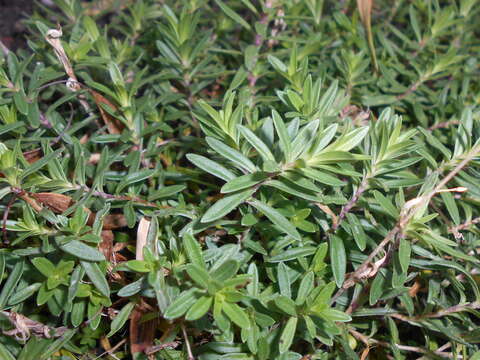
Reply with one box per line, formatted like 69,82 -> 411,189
449,216 -> 480,234
1,310 -> 68,341
428,119 -> 460,131
331,145 -> 480,305
396,79 -> 423,101
74,184 -> 163,208
181,322 -> 195,360
390,301 -> 480,322
332,175 -> 369,232
145,341 -> 181,356
348,328 -> 458,359
0,40 -> 10,56
2,193 -> 18,245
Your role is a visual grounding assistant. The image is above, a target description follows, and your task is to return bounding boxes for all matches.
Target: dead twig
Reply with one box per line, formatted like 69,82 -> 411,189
390,301 -> 480,322
1,310 -> 68,341
331,175 -> 370,232
428,119 -> 460,131
145,341 -> 181,356
449,216 -> 480,234
181,322 -> 195,360
348,328 -> 459,359
331,145 -> 480,305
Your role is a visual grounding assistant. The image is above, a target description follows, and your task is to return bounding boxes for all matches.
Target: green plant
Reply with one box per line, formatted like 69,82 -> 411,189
1,0 -> 480,359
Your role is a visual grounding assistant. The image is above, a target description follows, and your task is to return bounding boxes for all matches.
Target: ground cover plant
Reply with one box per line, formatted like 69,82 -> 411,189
1,0 -> 480,359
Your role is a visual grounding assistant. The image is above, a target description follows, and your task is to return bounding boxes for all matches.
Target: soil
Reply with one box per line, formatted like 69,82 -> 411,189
0,0 -> 34,50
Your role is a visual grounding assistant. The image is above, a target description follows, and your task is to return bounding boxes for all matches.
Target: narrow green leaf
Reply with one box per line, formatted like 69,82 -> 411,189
21,149 -> 62,179
0,260 -> 24,309
296,168 -> 345,187
247,263 -> 259,296
330,235 -> 346,287
8,283 -> 41,305
215,0 -> 251,30
186,153 -> 236,181
312,282 -> 336,308
332,126 -> 369,152
221,172 -> 268,193
346,213 -> 367,251
296,271 -> 314,305
399,239 -> 411,273
440,192 -> 460,225
266,179 -> 322,202
222,301 -> 251,329
183,232 -> 206,268
0,254 -> 4,285
83,16 -> 100,40
369,271 -> 386,305
40,328 -> 76,360
206,137 -> 256,173
291,119 -> 319,160
238,125 -> 275,162
279,317 -> 298,353
148,185 -> 186,201
274,295 -> 297,316
0,122 -> 25,135
373,191 -> 399,218
31,258 -> 56,277
250,199 -> 301,240
185,296 -> 213,321
61,240 -> 105,262
164,289 -> 199,319
118,278 -> 144,297
312,124 -> 338,155
186,264 -> 210,288
268,55 -> 287,73
319,308 -> 351,322
67,265 -> 84,303
303,315 -> 317,339
268,247 -> 317,263
210,260 -> 239,282
117,169 -> 156,192
81,261 -> 110,298
107,302 -> 136,337
0,343 -> 15,360
277,262 -> 291,298
272,110 -> 292,162
201,188 -> 255,223
126,260 -> 150,273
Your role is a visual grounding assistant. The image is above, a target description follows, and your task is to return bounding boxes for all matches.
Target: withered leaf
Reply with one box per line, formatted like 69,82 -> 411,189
30,192 -> 73,213
89,90 -> 125,135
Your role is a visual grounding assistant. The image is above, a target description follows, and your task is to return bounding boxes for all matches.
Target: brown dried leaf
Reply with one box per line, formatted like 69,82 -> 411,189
409,280 -> 422,297
360,346 -> 370,360
23,148 -> 43,164
315,203 -> 338,229
356,0 -> 373,27
100,336 -> 112,352
89,90 -> 125,134
30,192 -> 73,213
100,230 -> 114,261
129,304 -> 157,355
79,134 -> 89,144
136,217 -> 150,260
18,193 -> 45,212
89,153 -> 101,164
102,214 -> 128,230
45,28 -> 77,83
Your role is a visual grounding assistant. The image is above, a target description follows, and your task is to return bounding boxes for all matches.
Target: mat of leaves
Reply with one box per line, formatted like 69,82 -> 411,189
1,0 -> 480,359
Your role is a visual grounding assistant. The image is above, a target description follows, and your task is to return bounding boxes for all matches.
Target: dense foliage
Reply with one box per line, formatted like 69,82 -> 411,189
1,0 -> 480,359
